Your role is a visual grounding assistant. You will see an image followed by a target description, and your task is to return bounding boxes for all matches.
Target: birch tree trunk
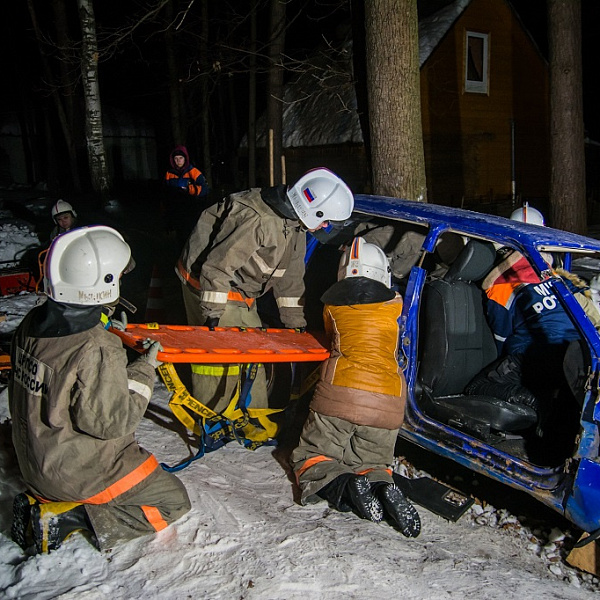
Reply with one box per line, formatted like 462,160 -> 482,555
548,0 -> 586,234
365,0 -> 426,201
78,0 -> 111,201
266,0 -> 286,185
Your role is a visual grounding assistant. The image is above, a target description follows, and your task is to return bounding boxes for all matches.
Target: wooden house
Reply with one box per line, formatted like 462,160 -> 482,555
248,0 -> 551,213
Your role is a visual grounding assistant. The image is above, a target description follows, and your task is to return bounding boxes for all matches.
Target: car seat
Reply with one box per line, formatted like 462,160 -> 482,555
417,239 -> 538,439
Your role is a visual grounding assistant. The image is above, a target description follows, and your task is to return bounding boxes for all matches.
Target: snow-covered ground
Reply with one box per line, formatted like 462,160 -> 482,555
0,203 -> 599,599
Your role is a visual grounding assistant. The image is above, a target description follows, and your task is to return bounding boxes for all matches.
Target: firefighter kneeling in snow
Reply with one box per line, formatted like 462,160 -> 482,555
291,237 -> 421,537
9,226 -> 191,553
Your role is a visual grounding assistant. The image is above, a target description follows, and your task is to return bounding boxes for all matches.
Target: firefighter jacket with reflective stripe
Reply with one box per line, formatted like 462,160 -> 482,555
8,304 -> 158,503
177,187 -> 307,327
482,251 -> 581,355
310,282 -> 406,430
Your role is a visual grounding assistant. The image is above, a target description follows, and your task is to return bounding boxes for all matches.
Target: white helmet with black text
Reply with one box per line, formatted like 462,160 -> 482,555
51,199 -> 77,222
338,236 -> 392,288
44,226 -> 132,305
286,167 -> 354,230
510,202 -> 545,226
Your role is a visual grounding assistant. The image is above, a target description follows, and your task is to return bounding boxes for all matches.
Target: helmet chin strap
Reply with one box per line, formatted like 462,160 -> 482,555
118,296 -> 137,314
105,296 -> 137,316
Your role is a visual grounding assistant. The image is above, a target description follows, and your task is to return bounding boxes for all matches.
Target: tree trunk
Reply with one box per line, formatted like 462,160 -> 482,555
51,0 -> 83,193
248,1 -> 257,187
27,0 -> 82,192
200,0 -> 212,186
548,0 -> 586,234
266,0 -> 286,185
78,0 -> 111,202
165,0 -> 186,146
364,0 -> 426,201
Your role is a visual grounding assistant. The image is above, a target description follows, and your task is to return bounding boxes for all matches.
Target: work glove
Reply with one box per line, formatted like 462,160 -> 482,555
139,339 -> 164,369
204,317 -> 220,331
111,311 -> 128,331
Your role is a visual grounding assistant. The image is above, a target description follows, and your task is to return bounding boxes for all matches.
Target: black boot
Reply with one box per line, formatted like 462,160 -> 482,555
11,492 -> 38,550
317,473 -> 354,512
31,502 -> 98,553
377,483 -> 421,538
345,475 -> 384,523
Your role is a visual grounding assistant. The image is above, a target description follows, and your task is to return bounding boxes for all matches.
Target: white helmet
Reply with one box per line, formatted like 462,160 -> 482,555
45,226 -> 131,305
51,199 -> 77,222
338,237 -> 392,288
510,202 -> 545,226
286,167 -> 354,229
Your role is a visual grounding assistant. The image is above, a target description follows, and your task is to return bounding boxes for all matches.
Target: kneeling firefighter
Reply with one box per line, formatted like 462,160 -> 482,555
291,237 -> 421,537
9,226 -> 191,553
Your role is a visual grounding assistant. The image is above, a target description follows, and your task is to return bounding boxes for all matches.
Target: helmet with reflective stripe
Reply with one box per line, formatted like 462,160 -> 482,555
51,199 -> 77,222
286,167 -> 354,229
510,202 -> 545,226
338,236 -> 392,288
45,226 -> 131,305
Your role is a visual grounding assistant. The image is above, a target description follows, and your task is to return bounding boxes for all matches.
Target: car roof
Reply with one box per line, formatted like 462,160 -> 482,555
354,194 -> 600,255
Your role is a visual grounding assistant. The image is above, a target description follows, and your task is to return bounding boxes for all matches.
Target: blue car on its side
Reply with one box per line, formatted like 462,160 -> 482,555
306,194 -> 600,536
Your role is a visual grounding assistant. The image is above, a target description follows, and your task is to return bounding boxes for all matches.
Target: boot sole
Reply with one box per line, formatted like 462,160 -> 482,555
380,485 -> 421,538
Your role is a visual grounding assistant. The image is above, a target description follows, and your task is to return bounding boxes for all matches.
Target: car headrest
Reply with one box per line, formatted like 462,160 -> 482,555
444,239 -> 496,283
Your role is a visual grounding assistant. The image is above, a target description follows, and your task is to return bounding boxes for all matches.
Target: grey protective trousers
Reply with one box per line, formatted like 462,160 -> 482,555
182,284 -> 268,413
85,464 -> 191,550
291,410 -> 398,505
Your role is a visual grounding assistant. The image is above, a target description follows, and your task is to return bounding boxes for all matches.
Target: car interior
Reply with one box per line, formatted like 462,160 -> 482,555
308,216 -> 591,470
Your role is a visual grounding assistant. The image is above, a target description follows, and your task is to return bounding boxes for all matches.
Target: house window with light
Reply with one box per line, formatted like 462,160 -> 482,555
465,31 -> 489,94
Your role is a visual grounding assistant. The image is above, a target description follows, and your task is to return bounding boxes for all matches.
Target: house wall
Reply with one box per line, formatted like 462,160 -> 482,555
420,0 -> 550,207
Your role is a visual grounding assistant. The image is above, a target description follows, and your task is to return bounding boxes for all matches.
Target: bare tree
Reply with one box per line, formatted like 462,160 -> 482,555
248,1 -> 258,187
27,0 -> 83,193
364,0 -> 426,201
548,0 -> 586,233
78,0 -> 111,201
165,0 -> 186,146
266,0 -> 286,185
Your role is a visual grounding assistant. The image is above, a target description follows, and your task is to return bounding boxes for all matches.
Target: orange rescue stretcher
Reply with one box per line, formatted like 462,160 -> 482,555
111,324 -> 330,364
112,324 -> 329,470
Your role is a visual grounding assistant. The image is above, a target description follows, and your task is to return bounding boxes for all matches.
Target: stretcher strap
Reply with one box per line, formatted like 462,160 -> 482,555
157,362 -> 281,471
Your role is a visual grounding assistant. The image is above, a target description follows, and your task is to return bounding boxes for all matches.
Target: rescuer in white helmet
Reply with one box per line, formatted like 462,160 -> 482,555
9,226 -> 190,554
176,167 -> 354,425
291,237 -> 421,538
510,202 -> 545,226
50,199 -> 78,240
466,202 -> 600,436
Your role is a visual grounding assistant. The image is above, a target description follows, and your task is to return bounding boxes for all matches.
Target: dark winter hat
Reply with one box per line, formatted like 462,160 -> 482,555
173,151 -> 186,158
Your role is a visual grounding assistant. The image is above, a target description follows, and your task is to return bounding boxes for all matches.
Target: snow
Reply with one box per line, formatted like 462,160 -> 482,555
0,205 -> 599,599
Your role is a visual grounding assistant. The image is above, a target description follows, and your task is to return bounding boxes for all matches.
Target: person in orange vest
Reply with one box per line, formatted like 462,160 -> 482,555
164,145 -> 210,246
291,237 -> 421,537
9,226 -> 190,553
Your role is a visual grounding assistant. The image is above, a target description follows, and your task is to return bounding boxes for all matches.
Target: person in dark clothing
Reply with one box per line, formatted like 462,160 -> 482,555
465,206 -> 600,434
164,145 -> 210,246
